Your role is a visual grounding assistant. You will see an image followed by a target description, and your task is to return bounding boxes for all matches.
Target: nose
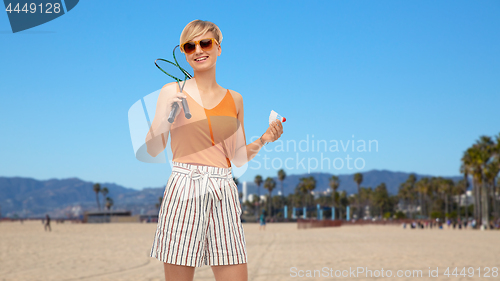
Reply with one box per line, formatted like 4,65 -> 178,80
194,42 -> 204,54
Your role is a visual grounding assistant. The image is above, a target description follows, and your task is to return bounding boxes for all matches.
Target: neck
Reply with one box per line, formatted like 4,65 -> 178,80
193,66 -> 218,94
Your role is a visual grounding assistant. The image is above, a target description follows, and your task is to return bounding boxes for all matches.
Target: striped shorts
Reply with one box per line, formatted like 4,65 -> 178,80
150,161 -> 247,267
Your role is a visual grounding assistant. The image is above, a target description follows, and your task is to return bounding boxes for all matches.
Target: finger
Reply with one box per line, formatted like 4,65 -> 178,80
177,93 -> 187,99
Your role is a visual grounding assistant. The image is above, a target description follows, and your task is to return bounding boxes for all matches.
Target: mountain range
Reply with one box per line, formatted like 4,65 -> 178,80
0,170 -> 461,218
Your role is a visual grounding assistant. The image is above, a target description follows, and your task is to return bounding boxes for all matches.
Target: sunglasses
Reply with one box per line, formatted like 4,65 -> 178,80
181,38 -> 219,54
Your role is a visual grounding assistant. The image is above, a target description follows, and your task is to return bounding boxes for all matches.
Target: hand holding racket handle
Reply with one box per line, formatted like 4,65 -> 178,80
168,102 -> 179,123
167,98 -> 191,123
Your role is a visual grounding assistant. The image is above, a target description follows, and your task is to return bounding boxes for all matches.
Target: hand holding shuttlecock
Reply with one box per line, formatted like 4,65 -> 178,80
260,110 -> 285,145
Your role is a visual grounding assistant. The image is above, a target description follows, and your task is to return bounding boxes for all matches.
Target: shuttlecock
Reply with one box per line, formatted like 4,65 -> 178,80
269,110 -> 286,125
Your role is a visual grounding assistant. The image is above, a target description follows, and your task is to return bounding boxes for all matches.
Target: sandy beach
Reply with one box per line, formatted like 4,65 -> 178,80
0,220 -> 498,281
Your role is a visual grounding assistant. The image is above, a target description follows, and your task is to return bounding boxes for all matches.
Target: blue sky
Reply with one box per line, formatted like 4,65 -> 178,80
1,0 -> 499,190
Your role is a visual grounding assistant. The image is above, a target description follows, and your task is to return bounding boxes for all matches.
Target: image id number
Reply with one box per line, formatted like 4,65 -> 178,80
5,2 -> 61,13
443,267 -> 498,278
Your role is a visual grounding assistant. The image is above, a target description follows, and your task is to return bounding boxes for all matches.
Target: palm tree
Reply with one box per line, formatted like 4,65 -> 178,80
292,186 -> 305,211
278,169 -> 286,200
495,175 -> 500,220
429,177 -> 443,218
476,136 -> 495,228
416,178 -> 431,218
263,177 -> 276,217
329,175 -> 340,219
105,197 -> 113,210
298,176 -> 316,211
359,187 -> 373,219
339,191 -> 349,219
494,134 -> 500,220
155,196 -> 163,210
93,183 -> 101,211
436,178 -> 452,218
373,183 -> 389,217
406,174 -> 417,217
461,146 -> 482,224
461,136 -> 497,228
485,159 -> 500,222
101,187 -> 109,206
254,175 -> 263,216
353,173 -> 363,219
398,181 -> 413,218
459,160 -> 471,221
454,179 -> 468,220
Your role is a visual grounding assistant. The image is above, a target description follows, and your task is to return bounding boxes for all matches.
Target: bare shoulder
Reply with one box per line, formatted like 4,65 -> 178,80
228,89 -> 243,114
162,81 -> 177,91
157,82 -> 177,101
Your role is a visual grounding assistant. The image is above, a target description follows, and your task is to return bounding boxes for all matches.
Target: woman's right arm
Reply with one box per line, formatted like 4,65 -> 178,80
145,82 -> 187,157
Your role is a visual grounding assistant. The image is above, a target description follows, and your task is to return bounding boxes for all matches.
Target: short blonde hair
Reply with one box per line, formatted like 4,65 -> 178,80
180,20 -> 223,52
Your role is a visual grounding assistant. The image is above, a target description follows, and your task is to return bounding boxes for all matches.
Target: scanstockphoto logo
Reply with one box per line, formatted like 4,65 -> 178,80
3,0 -> 79,33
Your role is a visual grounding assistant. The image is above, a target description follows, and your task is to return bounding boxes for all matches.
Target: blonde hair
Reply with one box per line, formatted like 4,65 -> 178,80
180,20 -> 223,52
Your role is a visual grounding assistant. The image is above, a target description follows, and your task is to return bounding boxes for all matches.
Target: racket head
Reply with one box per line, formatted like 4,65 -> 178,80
154,58 -> 189,94
154,58 -> 185,82
173,45 -> 193,79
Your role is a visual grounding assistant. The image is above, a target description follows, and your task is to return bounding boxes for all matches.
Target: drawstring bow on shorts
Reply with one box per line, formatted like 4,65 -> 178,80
173,165 -> 233,201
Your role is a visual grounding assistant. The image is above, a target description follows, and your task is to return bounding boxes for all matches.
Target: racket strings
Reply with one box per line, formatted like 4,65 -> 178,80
155,45 -> 192,80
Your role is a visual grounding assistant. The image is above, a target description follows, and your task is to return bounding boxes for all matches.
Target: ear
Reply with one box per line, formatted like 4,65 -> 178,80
218,44 -> 222,56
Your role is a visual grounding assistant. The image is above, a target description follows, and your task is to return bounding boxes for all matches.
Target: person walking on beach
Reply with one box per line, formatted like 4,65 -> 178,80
44,214 -> 51,232
259,210 -> 266,231
146,20 -> 283,281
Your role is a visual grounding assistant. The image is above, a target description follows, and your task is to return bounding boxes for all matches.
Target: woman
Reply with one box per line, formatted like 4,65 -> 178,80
145,20 -> 283,281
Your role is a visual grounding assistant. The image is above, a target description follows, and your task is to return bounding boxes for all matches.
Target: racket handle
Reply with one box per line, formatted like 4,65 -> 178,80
181,98 -> 191,119
168,103 -> 179,123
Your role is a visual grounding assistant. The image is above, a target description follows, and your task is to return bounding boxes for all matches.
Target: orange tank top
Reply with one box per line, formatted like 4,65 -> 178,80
170,84 -> 239,168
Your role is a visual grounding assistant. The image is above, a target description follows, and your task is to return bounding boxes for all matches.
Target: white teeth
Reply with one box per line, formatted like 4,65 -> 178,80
195,57 -> 207,61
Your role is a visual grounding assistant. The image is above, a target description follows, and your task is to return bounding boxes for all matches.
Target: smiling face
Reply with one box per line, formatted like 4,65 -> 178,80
183,31 -> 221,73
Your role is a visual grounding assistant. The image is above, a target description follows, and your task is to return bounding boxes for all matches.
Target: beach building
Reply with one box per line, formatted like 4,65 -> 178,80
454,190 -> 474,207
83,210 -> 140,223
242,181 -> 248,203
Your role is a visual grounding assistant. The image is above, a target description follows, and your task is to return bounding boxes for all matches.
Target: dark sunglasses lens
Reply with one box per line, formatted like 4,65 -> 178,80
200,39 -> 213,50
184,42 -> 196,53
